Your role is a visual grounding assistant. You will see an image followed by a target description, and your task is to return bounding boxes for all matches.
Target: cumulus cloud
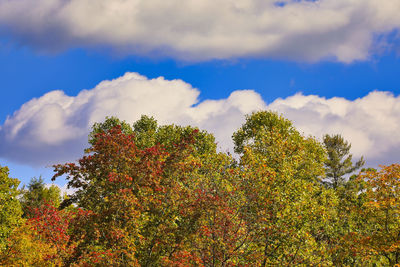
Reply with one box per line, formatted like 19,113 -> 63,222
268,91 -> 400,165
0,0 -> 399,62
0,72 -> 399,167
0,72 -> 265,165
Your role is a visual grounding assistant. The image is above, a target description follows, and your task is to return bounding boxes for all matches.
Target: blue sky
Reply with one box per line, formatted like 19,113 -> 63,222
1,0 -> 400,187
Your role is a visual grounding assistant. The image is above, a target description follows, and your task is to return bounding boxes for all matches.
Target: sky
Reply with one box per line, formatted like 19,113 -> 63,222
0,0 -> 400,187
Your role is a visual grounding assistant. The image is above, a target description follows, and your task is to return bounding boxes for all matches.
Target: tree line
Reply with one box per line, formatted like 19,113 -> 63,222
1,111 -> 399,266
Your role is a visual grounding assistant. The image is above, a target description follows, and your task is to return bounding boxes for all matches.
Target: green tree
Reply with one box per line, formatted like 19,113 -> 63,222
20,176 -> 61,218
323,134 -> 364,189
232,112 -> 336,265
0,165 -> 23,251
232,111 -> 326,182
326,172 -> 369,265
236,141 -> 338,265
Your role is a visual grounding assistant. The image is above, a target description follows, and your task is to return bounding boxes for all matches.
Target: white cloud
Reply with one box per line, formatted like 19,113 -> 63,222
0,72 -> 399,167
268,91 -> 400,165
0,0 -> 399,62
0,72 -> 265,165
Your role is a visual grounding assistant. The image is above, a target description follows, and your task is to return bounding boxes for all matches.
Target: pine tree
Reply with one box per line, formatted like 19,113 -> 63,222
323,134 -> 364,189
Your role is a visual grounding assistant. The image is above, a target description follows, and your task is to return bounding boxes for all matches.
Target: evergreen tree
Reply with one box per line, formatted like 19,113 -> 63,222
20,176 -> 61,218
323,134 -> 364,189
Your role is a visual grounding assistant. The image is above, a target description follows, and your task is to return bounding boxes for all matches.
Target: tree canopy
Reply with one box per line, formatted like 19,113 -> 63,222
1,112 -> 399,266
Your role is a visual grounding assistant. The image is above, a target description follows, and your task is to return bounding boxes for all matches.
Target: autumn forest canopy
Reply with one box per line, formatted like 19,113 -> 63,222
1,111 -> 400,266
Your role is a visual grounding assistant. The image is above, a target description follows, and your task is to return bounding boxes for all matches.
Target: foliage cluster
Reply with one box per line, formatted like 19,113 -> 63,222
1,112 -> 399,266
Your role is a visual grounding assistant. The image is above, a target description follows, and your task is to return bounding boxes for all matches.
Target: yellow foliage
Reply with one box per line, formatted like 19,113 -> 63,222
0,222 -> 62,266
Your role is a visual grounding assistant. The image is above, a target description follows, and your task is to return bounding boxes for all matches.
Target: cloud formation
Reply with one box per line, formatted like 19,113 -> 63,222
0,72 -> 265,165
268,92 -> 400,166
0,72 -> 399,167
0,0 -> 399,62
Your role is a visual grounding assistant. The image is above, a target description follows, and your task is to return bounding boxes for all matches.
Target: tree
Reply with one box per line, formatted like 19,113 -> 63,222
232,111 -> 326,182
348,164 -> 400,265
0,165 -> 22,251
181,153 -> 250,266
323,134 -> 364,189
321,135 -> 365,264
326,172 -> 368,265
232,112 -> 336,265
0,202 -> 76,266
90,115 -> 216,155
237,146 -> 338,265
52,119 -> 214,265
89,116 -> 133,145
20,176 -> 61,218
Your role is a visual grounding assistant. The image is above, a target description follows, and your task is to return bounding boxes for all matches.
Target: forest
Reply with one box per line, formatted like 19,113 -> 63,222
1,111 -> 399,266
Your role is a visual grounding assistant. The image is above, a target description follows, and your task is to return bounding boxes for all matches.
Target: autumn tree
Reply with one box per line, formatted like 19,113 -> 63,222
0,166 -> 70,265
239,146 -> 338,265
233,111 -> 326,183
232,111 -> 337,265
90,115 -> 216,155
178,152 -> 252,266
0,165 -> 22,251
89,116 -> 133,145
52,116 -> 220,265
20,176 -> 61,218
323,134 -> 364,189
1,203 -> 75,266
347,164 -> 400,265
